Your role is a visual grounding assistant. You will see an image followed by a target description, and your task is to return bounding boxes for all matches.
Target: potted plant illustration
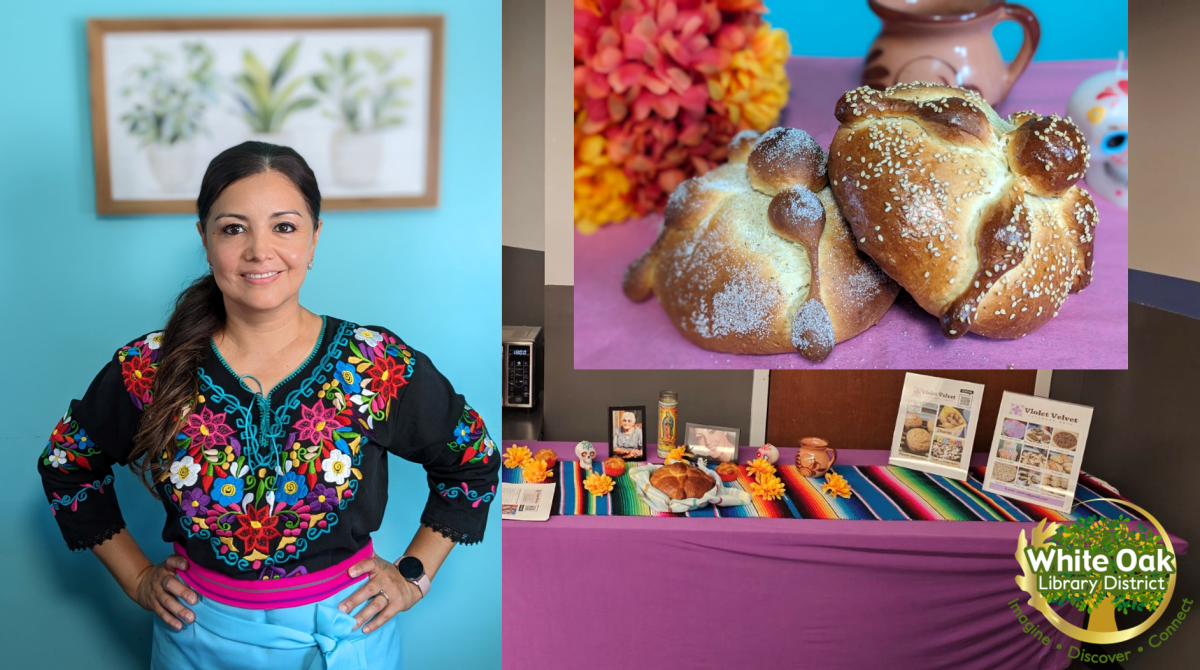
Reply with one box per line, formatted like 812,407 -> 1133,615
312,48 -> 412,187
232,39 -> 319,146
120,42 -> 216,193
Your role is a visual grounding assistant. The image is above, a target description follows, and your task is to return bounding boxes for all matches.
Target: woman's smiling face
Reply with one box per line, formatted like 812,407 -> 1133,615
199,170 -> 321,314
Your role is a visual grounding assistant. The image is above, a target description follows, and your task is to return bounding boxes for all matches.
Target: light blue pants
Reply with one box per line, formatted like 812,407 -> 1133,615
151,575 -> 402,669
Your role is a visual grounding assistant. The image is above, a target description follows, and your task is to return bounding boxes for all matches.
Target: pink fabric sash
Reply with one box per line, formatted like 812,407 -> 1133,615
173,540 -> 373,610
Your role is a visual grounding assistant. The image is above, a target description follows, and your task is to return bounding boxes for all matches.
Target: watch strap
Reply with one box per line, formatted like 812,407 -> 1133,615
395,556 -> 431,598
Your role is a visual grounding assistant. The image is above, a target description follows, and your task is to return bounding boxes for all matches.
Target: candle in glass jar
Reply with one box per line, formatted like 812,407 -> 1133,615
657,390 -> 678,458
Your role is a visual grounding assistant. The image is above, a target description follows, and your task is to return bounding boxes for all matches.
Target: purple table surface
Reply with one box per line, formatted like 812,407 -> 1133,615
574,58 -> 1128,370
503,442 -> 1187,670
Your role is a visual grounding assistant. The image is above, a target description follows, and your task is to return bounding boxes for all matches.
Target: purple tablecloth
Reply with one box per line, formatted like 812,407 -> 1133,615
502,443 -> 1187,670
574,58 -> 1128,370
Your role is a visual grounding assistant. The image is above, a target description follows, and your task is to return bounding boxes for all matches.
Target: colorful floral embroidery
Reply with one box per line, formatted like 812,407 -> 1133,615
184,405 -> 236,450
117,332 -> 163,408
160,320 -> 388,571
50,475 -> 115,515
40,409 -> 103,473
97,320 -> 494,572
447,406 -> 496,465
234,503 -> 282,555
437,482 -> 496,508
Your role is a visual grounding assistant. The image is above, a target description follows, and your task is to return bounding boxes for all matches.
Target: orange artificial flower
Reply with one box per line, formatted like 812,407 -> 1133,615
665,446 -> 688,464
822,472 -> 853,499
584,471 -> 615,496
522,458 -> 552,484
504,445 -> 532,469
750,473 -> 786,501
746,457 -> 776,480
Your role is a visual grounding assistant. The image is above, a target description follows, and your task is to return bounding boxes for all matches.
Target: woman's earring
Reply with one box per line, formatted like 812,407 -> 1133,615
207,262 -> 213,271
307,259 -> 314,270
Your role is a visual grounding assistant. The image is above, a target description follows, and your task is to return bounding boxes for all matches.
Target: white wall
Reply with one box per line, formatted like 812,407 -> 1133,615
544,0 -> 573,284
502,0 -> 545,251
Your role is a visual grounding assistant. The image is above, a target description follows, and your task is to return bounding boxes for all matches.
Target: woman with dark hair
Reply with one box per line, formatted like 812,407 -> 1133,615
35,142 -> 498,669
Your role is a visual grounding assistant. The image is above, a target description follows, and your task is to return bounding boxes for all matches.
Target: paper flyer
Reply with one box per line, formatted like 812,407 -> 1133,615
890,373 -> 986,480
501,483 -> 555,522
981,391 -> 1093,513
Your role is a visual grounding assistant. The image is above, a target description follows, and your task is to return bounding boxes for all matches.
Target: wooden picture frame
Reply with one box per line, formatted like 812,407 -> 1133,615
608,406 -> 646,462
87,15 -> 443,215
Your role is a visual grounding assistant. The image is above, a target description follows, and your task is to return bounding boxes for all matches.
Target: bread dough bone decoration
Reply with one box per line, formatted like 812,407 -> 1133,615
828,83 -> 1098,339
624,127 -> 899,361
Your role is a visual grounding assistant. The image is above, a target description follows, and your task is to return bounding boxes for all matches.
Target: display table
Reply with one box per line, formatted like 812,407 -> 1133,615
502,442 -> 1188,670
573,57 -> 1128,370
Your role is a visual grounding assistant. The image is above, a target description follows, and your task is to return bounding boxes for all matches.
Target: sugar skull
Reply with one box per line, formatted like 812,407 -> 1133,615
756,443 -> 779,465
575,441 -> 596,470
1067,64 -> 1127,209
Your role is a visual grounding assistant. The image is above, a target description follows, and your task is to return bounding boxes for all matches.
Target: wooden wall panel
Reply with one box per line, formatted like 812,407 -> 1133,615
766,370 -> 1038,451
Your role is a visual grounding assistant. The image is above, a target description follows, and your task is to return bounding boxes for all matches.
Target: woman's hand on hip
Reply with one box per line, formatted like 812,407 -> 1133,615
338,552 -> 423,634
134,555 -> 199,631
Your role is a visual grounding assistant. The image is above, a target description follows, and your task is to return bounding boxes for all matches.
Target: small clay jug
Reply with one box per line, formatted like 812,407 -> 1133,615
863,0 -> 1040,106
796,437 -> 837,477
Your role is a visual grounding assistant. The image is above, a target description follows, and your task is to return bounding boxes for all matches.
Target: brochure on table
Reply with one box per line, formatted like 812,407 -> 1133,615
501,483 -> 555,521
982,392 -> 1093,513
890,373 -> 985,480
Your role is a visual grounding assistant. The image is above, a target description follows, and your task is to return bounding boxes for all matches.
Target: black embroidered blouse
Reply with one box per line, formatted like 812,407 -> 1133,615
36,316 -> 498,580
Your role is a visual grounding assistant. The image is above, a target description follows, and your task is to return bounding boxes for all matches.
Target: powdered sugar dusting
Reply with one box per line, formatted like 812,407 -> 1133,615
791,298 -> 835,352
781,187 -> 823,223
840,260 -> 887,307
754,127 -> 828,177
691,269 -> 783,339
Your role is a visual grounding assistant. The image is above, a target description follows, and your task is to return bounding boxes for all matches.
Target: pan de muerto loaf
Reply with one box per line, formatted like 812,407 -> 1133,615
828,83 -> 1098,339
649,462 -> 717,501
623,127 -> 899,361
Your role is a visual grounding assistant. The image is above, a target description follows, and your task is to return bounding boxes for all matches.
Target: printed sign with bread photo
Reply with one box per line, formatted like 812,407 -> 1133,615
981,391 -> 1094,512
889,373 -> 984,480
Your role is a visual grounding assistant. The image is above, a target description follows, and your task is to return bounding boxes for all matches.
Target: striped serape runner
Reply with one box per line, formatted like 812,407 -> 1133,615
502,462 -> 1135,522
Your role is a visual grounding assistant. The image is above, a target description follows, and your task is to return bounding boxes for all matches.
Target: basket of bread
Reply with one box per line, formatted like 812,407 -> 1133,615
629,462 -> 751,514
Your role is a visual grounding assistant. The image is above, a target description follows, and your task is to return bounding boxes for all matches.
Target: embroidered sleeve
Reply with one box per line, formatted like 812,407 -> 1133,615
37,333 -> 160,552
362,328 -> 499,545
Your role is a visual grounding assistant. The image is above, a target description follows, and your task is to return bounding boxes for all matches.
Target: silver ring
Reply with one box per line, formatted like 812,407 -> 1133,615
375,588 -> 390,607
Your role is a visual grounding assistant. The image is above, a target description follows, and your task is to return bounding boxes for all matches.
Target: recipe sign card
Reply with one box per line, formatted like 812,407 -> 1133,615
889,373 -> 985,480
982,392 -> 1093,513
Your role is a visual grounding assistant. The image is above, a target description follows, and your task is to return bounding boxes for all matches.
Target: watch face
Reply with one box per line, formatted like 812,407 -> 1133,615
397,556 -> 424,581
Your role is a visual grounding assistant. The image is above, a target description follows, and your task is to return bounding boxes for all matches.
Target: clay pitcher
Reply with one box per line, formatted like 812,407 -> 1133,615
862,0 -> 1040,106
796,437 -> 837,477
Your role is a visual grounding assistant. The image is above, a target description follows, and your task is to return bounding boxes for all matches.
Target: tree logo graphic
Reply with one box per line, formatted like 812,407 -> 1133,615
1014,499 -> 1178,644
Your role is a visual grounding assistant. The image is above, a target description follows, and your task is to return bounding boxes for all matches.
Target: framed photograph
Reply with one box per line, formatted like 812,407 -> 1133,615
87,15 -> 443,214
684,423 -> 739,462
608,406 -> 646,461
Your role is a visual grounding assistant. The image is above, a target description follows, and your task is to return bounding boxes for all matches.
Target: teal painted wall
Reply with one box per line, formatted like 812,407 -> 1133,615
0,1 -> 500,668
769,0 -> 1128,61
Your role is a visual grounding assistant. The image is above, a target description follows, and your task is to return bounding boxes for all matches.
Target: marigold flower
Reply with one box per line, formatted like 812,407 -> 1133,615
504,445 -> 533,469
746,456 -> 776,480
583,471 -> 615,496
522,458 -> 552,484
664,446 -> 688,464
573,0 -> 791,231
822,471 -> 852,499
750,473 -> 785,501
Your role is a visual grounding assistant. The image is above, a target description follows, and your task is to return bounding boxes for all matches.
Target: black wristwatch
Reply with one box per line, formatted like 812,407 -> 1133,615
395,555 -> 430,597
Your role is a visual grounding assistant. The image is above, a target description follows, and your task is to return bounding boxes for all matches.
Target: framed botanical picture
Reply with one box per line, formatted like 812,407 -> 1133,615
86,15 -> 443,214
608,406 -> 646,461
685,423 -> 740,462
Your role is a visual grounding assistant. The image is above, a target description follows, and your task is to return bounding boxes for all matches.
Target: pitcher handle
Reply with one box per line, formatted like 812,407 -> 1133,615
825,448 -> 837,470
999,3 -> 1040,100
